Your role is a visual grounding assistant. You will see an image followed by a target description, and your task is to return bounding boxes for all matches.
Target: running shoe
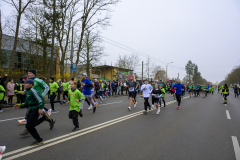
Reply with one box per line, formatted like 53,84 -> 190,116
59,100 -> 62,105
72,126 -> 79,132
128,106 -> 131,111
48,109 -> 52,116
0,146 -> 6,155
174,98 -> 175,100
20,129 -> 30,136
88,105 -> 93,110
156,110 -> 160,115
18,119 -> 27,124
79,109 -> 83,117
30,139 -> 44,146
134,103 -> 137,108
95,102 -> 98,106
50,119 -> 56,130
143,110 -> 147,115
51,110 -> 56,112
152,104 -> 154,108
177,106 -> 180,110
93,106 -> 96,113
0,110 -> 3,113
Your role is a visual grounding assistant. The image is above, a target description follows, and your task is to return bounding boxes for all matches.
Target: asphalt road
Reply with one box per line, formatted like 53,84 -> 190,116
0,91 -> 240,160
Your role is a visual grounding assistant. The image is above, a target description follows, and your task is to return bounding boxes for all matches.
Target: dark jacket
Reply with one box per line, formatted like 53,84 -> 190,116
0,76 -> 7,89
77,80 -> 81,90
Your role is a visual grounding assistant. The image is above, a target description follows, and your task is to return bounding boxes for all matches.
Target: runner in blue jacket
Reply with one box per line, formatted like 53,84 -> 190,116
173,79 -> 183,110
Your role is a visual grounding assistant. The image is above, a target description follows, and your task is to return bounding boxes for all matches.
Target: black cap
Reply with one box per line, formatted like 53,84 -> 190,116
23,75 -> 27,78
24,79 -> 34,85
28,69 -> 36,76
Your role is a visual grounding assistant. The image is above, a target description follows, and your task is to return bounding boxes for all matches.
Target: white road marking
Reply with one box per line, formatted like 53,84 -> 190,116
0,117 -> 25,122
226,110 -> 231,119
98,101 -> 123,106
232,136 -> 240,160
3,96 -> 190,159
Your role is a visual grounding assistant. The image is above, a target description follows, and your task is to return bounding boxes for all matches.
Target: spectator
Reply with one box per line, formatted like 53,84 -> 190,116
77,80 -> 81,90
7,79 -> 15,105
23,75 -> 28,81
56,79 -> 62,101
117,82 -> 121,95
125,80 -> 128,95
0,74 -> 7,101
111,80 -> 116,95
121,82 -> 124,95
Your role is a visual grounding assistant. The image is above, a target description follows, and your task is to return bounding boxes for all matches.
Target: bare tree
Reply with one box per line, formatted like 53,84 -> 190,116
4,0 -> 35,72
80,30 -> 104,77
152,65 -> 166,81
115,53 -> 140,71
56,0 -> 80,80
73,0 -> 120,78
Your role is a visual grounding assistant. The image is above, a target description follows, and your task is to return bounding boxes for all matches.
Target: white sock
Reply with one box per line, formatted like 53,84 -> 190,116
158,108 -> 160,112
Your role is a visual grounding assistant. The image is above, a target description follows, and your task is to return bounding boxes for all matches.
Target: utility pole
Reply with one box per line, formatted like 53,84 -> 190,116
142,61 -> 143,84
70,27 -> 74,79
178,73 -> 179,80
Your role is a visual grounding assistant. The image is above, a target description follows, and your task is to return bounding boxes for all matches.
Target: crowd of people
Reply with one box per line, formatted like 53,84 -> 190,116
0,69 -> 239,158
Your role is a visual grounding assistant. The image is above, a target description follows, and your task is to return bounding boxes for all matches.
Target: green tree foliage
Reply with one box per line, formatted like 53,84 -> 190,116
185,60 -> 195,83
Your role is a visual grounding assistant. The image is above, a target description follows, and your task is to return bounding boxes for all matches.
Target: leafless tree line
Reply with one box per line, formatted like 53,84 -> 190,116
0,0 -> 120,80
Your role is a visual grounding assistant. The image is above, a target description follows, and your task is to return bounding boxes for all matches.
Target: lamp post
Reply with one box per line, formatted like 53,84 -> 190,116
166,62 -> 173,82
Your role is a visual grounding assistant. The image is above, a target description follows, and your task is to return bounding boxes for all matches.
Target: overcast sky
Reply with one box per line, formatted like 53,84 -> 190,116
1,0 -> 240,83
100,0 -> 240,83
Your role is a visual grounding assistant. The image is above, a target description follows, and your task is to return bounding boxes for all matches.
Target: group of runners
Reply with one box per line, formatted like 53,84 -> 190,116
0,68 -> 237,159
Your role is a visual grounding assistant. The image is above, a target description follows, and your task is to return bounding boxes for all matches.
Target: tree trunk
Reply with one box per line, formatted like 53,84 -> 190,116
9,2 -> 22,72
49,0 -> 56,76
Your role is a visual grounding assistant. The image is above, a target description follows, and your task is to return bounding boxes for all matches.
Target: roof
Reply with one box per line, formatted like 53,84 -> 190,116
92,65 -> 133,71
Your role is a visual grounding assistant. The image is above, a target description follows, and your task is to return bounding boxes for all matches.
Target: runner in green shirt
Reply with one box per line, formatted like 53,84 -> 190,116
201,83 -> 207,98
61,79 -> 70,103
49,77 -> 62,112
67,81 -> 85,132
160,84 -> 166,107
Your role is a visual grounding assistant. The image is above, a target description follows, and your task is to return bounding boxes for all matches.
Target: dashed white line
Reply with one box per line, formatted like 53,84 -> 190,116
0,117 -> 25,122
226,110 -> 231,119
3,96 -> 190,159
232,136 -> 240,160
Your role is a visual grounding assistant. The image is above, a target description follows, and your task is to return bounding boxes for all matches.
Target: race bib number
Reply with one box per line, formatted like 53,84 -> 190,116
91,88 -> 94,91
156,94 -> 159,97
143,88 -> 147,91
129,87 -> 134,92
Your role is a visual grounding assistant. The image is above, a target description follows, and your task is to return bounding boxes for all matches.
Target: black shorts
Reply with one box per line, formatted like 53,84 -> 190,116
152,97 -> 159,104
129,92 -> 135,98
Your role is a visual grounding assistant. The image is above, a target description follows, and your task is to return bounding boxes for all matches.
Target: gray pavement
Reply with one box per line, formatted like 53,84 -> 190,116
0,92 -> 239,160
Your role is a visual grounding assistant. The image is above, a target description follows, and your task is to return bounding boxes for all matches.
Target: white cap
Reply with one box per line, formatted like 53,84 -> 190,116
82,73 -> 87,76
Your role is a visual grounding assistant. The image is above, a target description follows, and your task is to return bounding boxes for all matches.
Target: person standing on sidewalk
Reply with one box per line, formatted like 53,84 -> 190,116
14,78 -> 25,105
13,79 -> 47,146
7,79 -> 15,105
56,79 -> 62,101
0,84 -> 6,112
0,74 -> 7,102
49,77 -> 62,111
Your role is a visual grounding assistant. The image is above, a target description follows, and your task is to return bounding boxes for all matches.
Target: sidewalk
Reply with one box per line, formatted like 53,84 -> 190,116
1,93 -> 141,108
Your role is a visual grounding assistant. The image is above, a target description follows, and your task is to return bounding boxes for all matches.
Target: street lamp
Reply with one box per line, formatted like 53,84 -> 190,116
166,62 -> 173,82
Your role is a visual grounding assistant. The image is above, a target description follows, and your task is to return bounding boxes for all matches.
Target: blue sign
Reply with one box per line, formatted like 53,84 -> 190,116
72,63 -> 76,71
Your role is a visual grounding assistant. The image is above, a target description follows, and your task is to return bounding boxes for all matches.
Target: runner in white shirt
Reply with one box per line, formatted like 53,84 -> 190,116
140,79 -> 153,115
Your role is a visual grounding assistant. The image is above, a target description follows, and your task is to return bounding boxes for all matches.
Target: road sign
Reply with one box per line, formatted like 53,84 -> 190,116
72,63 -> 76,71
